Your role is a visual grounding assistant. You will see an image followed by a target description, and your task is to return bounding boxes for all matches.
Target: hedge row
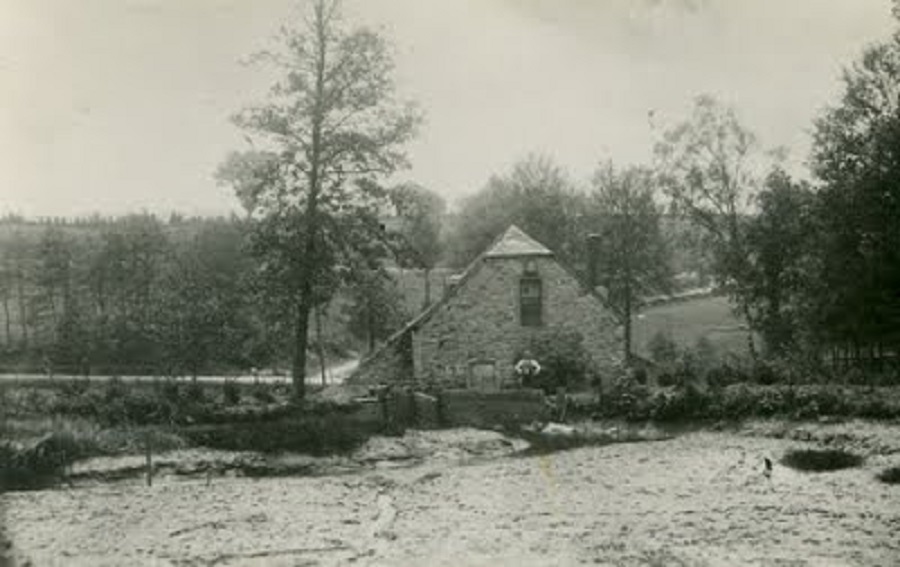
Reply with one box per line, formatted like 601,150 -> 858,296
595,380 -> 900,422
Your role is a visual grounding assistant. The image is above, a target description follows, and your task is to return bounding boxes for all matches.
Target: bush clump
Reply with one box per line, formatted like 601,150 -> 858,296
181,414 -> 376,456
877,466 -> 900,485
514,329 -> 596,394
222,379 -> 241,406
781,448 -> 864,472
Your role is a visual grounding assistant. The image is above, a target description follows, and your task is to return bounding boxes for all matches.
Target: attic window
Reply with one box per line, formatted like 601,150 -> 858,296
520,277 -> 542,327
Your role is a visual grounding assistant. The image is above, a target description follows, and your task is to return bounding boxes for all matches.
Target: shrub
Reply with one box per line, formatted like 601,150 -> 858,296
781,449 -> 864,472
877,466 -> 900,485
251,383 -> 277,404
160,379 -> 181,403
792,386 -> 850,419
104,376 -> 128,403
59,379 -> 91,398
514,329 -> 596,393
708,383 -> 757,419
648,384 -> 709,421
185,379 -> 206,403
181,414 -> 375,455
752,362 -> 781,385
853,395 -> 898,419
222,379 -> 241,405
602,370 -> 651,421
706,362 -> 748,389
656,371 -> 680,388
0,428 -> 92,491
647,331 -> 678,365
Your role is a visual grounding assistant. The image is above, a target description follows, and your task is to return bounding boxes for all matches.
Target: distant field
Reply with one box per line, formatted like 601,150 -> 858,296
633,294 -> 752,359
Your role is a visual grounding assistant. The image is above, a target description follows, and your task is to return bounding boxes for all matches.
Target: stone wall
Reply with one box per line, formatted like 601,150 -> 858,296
439,389 -> 548,428
414,256 -> 623,390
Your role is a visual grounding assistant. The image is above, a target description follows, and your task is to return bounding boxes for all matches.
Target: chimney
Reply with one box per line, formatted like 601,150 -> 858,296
587,233 -> 601,290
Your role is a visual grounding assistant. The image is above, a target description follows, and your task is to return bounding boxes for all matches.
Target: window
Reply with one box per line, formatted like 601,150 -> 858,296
520,277 -> 542,327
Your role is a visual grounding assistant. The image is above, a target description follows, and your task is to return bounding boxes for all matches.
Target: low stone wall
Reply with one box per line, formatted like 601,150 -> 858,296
342,388 -> 547,430
439,389 -> 548,428
413,392 -> 440,428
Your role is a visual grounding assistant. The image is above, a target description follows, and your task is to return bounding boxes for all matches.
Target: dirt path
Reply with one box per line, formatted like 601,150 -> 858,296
3,427 -> 899,566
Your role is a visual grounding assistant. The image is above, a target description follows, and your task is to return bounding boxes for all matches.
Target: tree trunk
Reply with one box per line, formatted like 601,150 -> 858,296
291,298 -> 310,400
367,298 -> 375,354
315,303 -> 327,385
288,0 -> 328,401
624,288 -> 632,365
2,293 -> 10,348
742,304 -> 758,364
16,272 -> 28,349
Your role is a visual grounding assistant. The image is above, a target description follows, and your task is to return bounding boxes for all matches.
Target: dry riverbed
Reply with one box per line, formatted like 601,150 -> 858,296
2,421 -> 900,566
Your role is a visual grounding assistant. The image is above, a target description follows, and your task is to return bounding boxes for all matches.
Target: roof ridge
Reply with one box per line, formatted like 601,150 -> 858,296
484,224 -> 553,258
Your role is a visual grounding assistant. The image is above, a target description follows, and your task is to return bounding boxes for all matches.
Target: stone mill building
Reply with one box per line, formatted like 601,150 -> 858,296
351,225 -> 623,391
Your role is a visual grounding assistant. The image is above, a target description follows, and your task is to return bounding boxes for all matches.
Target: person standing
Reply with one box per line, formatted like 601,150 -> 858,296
514,353 -> 541,388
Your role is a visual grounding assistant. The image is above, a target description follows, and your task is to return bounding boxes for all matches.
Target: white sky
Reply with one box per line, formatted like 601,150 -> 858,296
0,0 -> 895,217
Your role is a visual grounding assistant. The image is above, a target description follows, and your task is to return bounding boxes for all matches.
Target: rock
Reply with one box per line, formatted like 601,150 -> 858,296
541,423 -> 576,437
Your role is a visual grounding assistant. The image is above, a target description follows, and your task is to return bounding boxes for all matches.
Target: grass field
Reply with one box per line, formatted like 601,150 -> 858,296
633,294 -> 752,360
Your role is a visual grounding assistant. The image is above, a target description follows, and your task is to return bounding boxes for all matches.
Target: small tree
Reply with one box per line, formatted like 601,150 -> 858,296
344,268 -> 408,354
742,168 -> 817,357
589,163 -> 671,363
389,183 -> 446,309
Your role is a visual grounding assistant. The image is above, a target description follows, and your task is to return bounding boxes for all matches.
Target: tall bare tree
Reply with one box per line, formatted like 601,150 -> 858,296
217,0 -> 420,399
654,95 -> 772,359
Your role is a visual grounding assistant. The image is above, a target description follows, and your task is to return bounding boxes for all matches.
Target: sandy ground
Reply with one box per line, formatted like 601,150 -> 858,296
3,424 -> 900,566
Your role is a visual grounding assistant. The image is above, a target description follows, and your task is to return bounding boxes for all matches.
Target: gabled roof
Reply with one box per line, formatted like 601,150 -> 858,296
352,224 -> 614,379
484,225 -> 553,258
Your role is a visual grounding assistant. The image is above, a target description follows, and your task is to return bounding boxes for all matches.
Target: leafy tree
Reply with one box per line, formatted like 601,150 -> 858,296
344,268 -> 408,353
90,215 -> 171,372
654,95 -> 774,359
7,231 -> 34,349
446,154 -> 588,268
0,248 -> 13,348
158,221 -> 253,377
33,227 -> 74,334
389,183 -> 446,309
588,163 -> 671,362
742,168 -> 817,356
217,0 -> 420,398
809,23 -> 900,361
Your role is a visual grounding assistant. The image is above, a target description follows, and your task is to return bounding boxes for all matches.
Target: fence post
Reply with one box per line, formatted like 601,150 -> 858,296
435,390 -> 446,427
